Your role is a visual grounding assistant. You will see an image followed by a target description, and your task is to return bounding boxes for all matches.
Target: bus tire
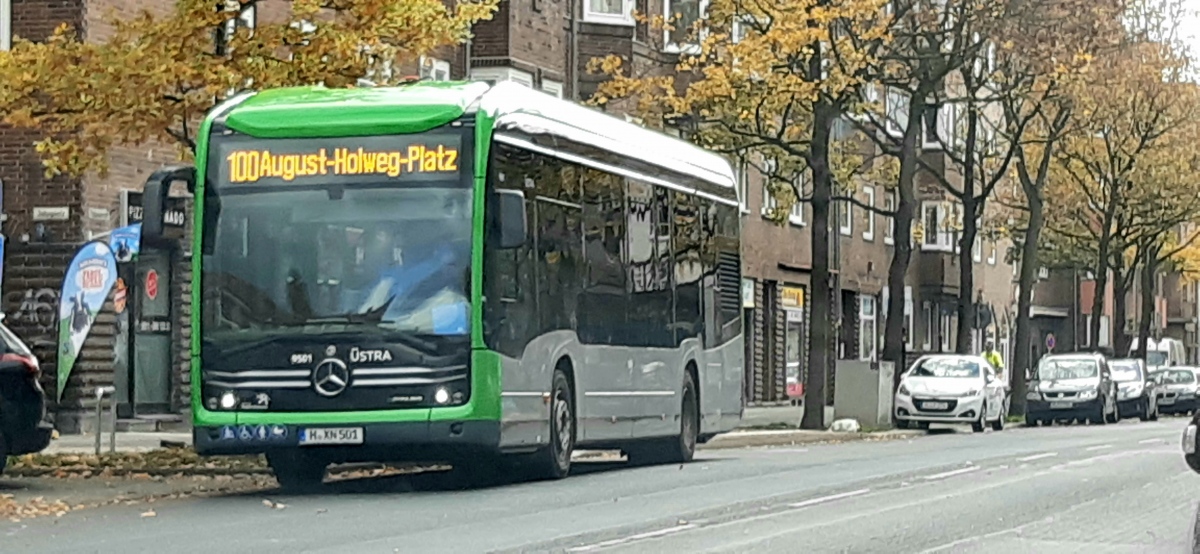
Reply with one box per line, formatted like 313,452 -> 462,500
628,372 -> 699,465
528,370 -> 575,480
267,451 -> 326,491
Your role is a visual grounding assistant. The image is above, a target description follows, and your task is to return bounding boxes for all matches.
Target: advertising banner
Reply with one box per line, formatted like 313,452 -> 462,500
56,241 -> 119,400
109,223 -> 141,263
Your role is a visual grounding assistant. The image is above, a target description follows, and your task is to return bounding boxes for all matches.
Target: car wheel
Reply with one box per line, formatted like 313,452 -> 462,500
1106,395 -> 1120,424
527,369 -> 575,480
896,418 -> 910,430
972,402 -> 987,433
1151,400 -> 1160,421
1089,402 -> 1106,425
1139,398 -> 1152,422
1024,415 -> 1036,427
991,400 -> 1007,431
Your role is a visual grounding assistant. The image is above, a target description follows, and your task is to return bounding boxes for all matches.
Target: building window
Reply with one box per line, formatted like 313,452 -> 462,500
541,79 -> 564,98
862,186 -> 875,241
0,0 -> 9,51
923,102 -> 955,150
922,301 -> 933,350
735,157 -> 749,213
1082,315 -> 1092,347
860,295 -> 877,361
1038,266 -> 1049,279
884,190 -> 895,245
470,67 -> 534,88
761,158 -> 779,217
790,168 -> 808,226
664,0 -> 705,52
216,0 -> 256,55
886,87 -> 910,136
904,286 -> 914,349
940,311 -> 952,351
419,56 -> 451,81
839,200 -> 852,236
987,244 -> 997,265
585,0 -> 635,25
920,201 -> 953,251
973,236 -> 982,263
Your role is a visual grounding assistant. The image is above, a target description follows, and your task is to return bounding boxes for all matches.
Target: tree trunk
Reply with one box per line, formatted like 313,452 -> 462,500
801,100 -> 837,430
1112,265 -> 1131,356
1089,240 -> 1110,348
955,106 -> 979,354
884,93 -> 927,390
1011,195 -> 1043,416
1135,247 -> 1158,363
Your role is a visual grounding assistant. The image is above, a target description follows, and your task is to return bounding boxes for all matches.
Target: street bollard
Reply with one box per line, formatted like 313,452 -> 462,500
94,386 -> 116,456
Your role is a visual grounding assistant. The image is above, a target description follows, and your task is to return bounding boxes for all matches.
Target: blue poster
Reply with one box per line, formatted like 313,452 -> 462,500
56,241 -> 119,401
109,223 -> 141,263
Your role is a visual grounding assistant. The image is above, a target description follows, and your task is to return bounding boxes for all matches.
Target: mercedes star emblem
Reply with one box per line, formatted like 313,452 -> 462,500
313,358 -> 350,397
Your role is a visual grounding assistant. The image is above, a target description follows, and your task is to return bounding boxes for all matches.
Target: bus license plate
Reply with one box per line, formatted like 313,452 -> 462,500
299,428 -> 363,445
1050,402 -> 1073,409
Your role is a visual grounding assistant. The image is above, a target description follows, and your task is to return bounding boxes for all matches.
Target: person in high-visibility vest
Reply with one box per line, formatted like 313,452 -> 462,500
984,341 -> 1005,381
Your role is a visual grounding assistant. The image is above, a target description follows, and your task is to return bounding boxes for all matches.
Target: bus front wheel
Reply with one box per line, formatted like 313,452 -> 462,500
267,451 -> 326,491
527,369 -> 575,480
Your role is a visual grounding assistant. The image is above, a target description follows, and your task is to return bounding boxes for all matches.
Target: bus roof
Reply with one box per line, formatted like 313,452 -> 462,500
215,81 -> 737,192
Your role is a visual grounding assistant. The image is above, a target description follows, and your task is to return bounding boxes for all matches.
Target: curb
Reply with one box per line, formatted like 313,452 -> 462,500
700,429 -> 923,449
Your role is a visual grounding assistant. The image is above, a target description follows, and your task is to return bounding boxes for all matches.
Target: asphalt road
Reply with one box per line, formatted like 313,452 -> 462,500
4,417 -> 1198,554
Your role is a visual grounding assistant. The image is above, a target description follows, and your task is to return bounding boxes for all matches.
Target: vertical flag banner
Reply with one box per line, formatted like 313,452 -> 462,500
57,240 -> 119,400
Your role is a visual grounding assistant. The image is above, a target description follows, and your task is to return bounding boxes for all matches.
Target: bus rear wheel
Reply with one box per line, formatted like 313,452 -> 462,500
267,451 -> 326,491
526,370 -> 574,480
627,372 -> 699,465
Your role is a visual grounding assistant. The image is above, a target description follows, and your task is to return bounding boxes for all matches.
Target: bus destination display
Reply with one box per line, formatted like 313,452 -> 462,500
216,134 -> 462,186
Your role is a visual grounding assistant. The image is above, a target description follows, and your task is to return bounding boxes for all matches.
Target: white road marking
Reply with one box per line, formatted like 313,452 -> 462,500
787,488 -> 872,508
922,466 -> 980,481
1017,452 -> 1057,462
1140,438 -> 1163,444
1086,444 -> 1113,451
566,524 -> 697,552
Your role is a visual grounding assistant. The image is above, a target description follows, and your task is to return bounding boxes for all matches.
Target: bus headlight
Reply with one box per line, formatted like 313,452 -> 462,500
219,392 -> 238,410
434,387 -> 451,405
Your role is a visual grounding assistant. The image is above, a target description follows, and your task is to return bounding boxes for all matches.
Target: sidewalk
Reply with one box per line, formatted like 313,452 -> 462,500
43,432 -> 193,455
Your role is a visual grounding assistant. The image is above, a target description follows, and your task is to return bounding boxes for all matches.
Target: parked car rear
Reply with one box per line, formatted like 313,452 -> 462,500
0,317 -> 53,473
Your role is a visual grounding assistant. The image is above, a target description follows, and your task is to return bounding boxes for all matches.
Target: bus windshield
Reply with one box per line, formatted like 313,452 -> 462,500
201,137 -> 473,348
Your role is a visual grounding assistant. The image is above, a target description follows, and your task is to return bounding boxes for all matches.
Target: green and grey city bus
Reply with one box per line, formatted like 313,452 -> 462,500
190,81 -> 744,487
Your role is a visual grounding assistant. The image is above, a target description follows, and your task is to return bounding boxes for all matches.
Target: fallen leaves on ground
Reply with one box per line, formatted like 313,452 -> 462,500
6,449 -> 267,477
0,494 -> 72,521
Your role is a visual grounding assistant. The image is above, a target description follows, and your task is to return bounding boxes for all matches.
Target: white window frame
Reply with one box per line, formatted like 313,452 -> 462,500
1038,266 -> 1050,279
987,244 -> 997,265
923,102 -> 955,150
839,200 -> 853,236
220,0 -> 256,47
884,190 -> 895,245
922,301 -> 933,350
419,56 -> 451,81
663,0 -> 708,54
905,286 -> 914,349
541,79 -> 564,98
734,157 -> 750,214
789,169 -> 808,226
941,312 -> 952,351
973,235 -> 982,263
584,0 -> 635,26
1082,314 -> 1092,347
761,158 -> 778,217
862,186 -> 876,241
470,66 -> 534,88
920,201 -> 953,252
860,295 -> 877,361
0,0 -> 9,51
886,87 -> 910,137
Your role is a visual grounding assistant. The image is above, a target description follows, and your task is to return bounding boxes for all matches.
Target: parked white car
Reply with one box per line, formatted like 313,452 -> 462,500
895,354 -> 1009,432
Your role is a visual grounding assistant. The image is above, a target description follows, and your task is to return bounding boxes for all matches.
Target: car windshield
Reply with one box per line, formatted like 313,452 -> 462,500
909,358 -> 980,378
1146,351 -> 1169,367
201,134 -> 472,349
1159,369 -> 1196,384
1035,358 -> 1099,380
1110,362 -> 1143,382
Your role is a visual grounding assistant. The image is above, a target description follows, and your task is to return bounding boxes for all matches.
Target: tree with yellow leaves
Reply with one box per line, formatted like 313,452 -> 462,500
0,0 -> 497,177
592,0 -> 890,429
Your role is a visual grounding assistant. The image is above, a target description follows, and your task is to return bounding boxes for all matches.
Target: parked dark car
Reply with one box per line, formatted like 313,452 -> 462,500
1152,367 -> 1200,415
1025,352 -> 1118,426
1110,358 -> 1158,421
0,316 -> 53,473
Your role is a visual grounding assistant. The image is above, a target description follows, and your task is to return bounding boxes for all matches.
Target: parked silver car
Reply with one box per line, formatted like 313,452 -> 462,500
1153,367 -> 1200,415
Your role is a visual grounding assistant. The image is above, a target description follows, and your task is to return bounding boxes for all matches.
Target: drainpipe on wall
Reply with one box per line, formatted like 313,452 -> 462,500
568,0 -> 579,100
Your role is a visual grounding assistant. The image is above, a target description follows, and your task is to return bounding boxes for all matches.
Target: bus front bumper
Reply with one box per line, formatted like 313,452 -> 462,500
193,420 -> 500,461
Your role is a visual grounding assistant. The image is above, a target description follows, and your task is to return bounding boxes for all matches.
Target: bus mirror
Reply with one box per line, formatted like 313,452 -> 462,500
496,189 -> 527,249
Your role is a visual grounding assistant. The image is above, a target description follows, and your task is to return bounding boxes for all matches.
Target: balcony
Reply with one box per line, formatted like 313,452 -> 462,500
916,249 -> 960,296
